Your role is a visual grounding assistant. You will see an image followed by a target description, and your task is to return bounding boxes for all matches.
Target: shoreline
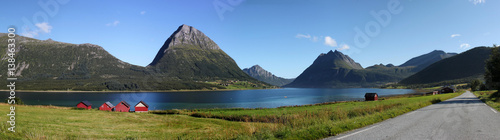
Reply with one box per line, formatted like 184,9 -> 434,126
0,88 -> 279,93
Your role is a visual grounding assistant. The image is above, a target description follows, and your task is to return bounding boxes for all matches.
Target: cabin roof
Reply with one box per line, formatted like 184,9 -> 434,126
80,101 -> 92,106
104,101 -> 114,108
365,93 -> 378,98
135,101 -> 149,108
119,101 -> 130,108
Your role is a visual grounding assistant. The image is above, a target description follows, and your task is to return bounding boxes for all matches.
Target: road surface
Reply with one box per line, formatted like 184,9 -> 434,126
327,91 -> 500,140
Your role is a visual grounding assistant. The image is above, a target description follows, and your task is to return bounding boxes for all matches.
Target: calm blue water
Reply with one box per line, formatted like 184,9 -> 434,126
1,88 -> 415,110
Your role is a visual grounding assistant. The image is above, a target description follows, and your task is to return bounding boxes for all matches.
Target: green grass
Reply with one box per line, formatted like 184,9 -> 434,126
0,91 -> 462,139
0,105 -> 275,139
473,90 -> 500,111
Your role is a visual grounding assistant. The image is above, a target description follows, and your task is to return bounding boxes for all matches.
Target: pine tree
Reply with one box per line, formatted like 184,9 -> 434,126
485,45 -> 500,90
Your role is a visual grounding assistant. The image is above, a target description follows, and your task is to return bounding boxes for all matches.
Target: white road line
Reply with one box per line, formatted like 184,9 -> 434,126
490,108 -> 498,114
405,111 -> 416,116
336,125 -> 379,140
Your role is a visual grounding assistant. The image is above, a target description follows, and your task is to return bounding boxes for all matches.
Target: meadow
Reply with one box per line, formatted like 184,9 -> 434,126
473,90 -> 500,111
0,91 -> 462,139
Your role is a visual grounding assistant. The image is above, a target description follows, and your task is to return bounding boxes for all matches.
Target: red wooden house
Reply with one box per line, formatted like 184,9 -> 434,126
441,87 -> 455,93
365,93 -> 378,101
114,101 -> 130,112
76,101 -> 92,109
99,101 -> 115,111
135,101 -> 149,112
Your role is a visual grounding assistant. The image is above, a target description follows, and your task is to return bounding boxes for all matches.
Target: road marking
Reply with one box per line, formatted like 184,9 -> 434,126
336,125 -> 379,139
405,111 -> 416,116
490,108 -> 498,114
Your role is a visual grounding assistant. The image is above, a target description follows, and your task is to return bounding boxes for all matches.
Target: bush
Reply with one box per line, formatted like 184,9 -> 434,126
430,98 -> 442,104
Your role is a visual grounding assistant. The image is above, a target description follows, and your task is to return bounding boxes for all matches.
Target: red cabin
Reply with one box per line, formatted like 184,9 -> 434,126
441,87 -> 455,93
365,93 -> 378,101
76,101 -> 92,109
135,101 -> 149,112
115,101 -> 130,112
99,101 -> 115,111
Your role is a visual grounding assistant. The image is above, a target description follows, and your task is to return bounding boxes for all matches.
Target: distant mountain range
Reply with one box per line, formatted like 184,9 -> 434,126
0,24 -> 488,90
242,65 -> 294,86
284,49 -> 458,88
399,50 -> 457,72
399,47 -> 491,86
0,24 -> 265,91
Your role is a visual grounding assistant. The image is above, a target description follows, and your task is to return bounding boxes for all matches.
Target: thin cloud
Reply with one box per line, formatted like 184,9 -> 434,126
460,43 -> 471,49
140,11 -> 146,15
296,33 -> 319,42
21,29 -> 38,38
470,0 -> 485,5
21,22 -> 52,38
324,36 -> 337,47
106,20 -> 120,26
338,44 -> 350,50
296,33 -> 311,39
451,34 -> 461,38
36,22 -> 53,33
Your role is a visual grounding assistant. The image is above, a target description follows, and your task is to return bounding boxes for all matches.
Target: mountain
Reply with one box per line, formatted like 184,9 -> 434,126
0,24 -> 264,91
400,50 -> 457,72
0,34 -> 152,90
399,47 -> 492,86
147,24 -> 253,81
284,50 -> 413,88
242,65 -> 294,86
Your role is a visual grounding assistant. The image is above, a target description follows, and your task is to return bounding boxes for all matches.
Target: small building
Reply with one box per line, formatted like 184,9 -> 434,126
115,101 -> 131,112
441,87 -> 455,93
135,101 -> 149,112
99,101 -> 115,111
365,93 -> 378,101
76,101 -> 92,109
433,90 -> 441,95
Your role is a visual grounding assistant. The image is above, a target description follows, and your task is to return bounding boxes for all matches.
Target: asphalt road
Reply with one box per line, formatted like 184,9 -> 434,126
327,91 -> 500,140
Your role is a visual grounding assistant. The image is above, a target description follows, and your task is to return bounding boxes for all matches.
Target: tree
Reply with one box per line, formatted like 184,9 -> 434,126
470,79 -> 481,91
485,44 -> 500,90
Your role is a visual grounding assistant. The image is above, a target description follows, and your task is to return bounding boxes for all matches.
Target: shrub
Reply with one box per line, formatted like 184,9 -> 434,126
430,98 -> 441,104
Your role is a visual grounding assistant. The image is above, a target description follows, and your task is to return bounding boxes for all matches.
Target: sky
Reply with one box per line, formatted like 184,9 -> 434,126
1,0 -> 499,78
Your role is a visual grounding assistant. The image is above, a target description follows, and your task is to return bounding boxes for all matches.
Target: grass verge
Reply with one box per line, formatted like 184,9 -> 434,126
0,91 -> 462,139
473,90 -> 500,111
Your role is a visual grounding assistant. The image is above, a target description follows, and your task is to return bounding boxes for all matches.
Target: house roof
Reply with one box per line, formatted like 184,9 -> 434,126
135,101 -> 149,108
104,101 -> 114,108
119,101 -> 130,108
365,93 -> 378,98
79,101 -> 92,106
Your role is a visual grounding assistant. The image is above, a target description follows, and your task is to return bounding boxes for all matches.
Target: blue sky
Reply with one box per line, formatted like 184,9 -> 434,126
2,0 -> 498,78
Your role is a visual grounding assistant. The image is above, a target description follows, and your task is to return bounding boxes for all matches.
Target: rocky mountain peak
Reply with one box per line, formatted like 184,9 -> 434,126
167,24 -> 220,50
243,65 -> 268,76
315,50 -> 363,69
243,65 -> 294,86
149,24 -> 222,66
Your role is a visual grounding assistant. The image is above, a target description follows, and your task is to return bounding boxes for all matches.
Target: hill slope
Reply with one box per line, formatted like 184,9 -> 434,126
284,50 -> 414,88
242,65 -> 294,86
0,25 -> 264,91
147,24 -> 253,81
400,50 -> 457,72
399,47 -> 492,85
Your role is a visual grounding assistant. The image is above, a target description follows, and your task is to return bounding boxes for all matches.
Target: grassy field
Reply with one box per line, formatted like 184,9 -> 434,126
0,91 -> 462,139
473,90 -> 500,111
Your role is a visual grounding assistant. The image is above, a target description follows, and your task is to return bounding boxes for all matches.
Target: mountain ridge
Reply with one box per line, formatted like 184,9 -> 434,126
242,65 -> 294,86
399,47 -> 491,86
0,24 -> 266,90
399,50 -> 457,72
